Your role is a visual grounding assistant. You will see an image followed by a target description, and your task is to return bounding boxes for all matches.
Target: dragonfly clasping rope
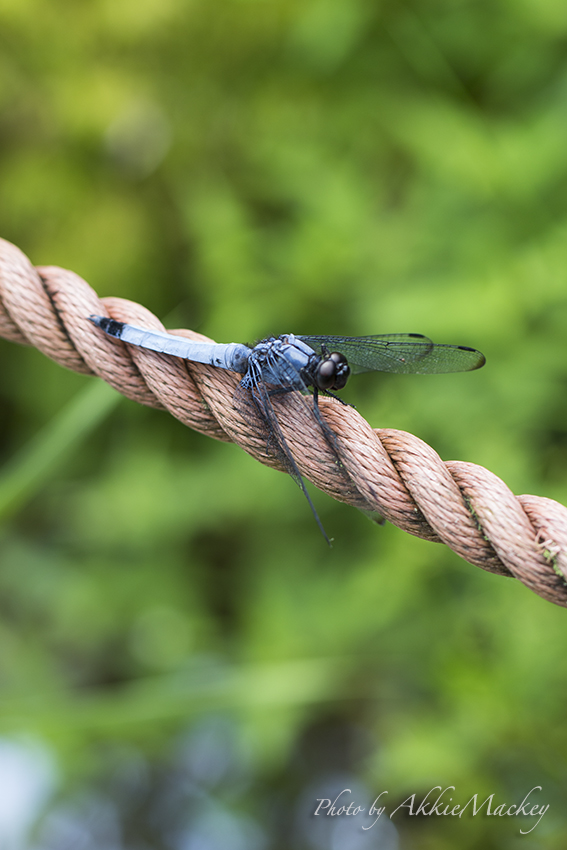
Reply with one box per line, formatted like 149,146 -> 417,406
1,237 -> 567,606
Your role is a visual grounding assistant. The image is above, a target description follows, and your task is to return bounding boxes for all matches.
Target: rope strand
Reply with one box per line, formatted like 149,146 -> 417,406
1,237 -> 566,606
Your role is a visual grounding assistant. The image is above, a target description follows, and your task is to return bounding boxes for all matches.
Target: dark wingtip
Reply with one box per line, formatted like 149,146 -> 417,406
457,345 -> 486,371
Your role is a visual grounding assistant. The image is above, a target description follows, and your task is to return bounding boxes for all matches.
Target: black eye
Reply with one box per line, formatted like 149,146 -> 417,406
333,366 -> 350,390
329,352 -> 350,390
316,359 -> 336,390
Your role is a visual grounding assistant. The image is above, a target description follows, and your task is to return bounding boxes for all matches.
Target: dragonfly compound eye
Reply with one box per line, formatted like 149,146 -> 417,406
329,352 -> 350,390
316,352 -> 351,391
316,358 -> 337,390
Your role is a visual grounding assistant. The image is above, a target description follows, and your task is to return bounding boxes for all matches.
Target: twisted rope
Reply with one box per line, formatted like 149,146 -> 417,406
1,237 -> 566,607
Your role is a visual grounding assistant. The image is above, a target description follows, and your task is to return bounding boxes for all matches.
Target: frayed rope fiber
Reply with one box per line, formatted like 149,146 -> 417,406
1,237 -> 567,607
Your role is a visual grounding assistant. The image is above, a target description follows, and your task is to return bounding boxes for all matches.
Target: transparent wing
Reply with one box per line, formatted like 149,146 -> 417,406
297,333 -> 485,374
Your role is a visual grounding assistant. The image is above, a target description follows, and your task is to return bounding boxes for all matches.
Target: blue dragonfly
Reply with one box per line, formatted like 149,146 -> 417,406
90,316 -> 485,543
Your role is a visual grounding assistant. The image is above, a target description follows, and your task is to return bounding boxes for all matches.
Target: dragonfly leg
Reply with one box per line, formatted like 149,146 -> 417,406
267,387 -> 295,398
319,388 -> 355,408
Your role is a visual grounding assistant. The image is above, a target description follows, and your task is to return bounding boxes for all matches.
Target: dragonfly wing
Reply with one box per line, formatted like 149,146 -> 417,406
297,334 -> 485,374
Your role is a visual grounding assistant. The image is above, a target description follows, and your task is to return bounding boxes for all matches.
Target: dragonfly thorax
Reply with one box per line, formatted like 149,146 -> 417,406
245,335 -> 351,395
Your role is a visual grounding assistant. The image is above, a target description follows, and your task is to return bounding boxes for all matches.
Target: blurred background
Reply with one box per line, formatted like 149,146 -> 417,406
1,0 -> 567,847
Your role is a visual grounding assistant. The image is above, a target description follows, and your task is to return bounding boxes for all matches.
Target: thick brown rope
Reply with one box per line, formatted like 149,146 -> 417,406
1,237 -> 567,607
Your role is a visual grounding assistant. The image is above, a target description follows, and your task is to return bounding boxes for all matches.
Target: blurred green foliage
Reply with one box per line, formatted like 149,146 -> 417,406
1,0 -> 567,847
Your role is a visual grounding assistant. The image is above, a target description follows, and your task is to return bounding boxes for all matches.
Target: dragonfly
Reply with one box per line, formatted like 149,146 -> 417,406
89,316 -> 485,543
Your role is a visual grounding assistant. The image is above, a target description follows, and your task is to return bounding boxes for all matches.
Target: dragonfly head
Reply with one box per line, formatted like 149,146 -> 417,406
315,351 -> 350,391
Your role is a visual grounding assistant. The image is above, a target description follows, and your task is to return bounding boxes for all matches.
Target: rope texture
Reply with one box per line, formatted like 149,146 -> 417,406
1,237 -> 567,607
